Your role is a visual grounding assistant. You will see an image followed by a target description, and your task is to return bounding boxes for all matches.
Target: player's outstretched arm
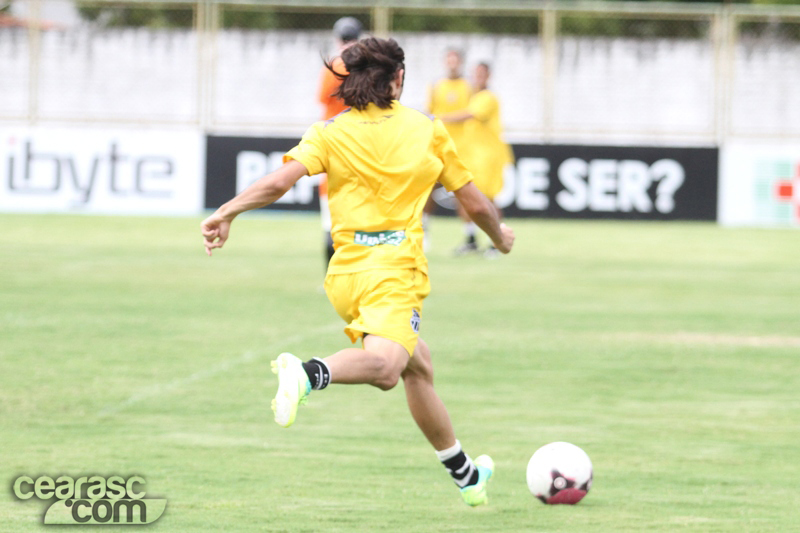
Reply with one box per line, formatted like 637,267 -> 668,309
438,110 -> 474,123
453,182 -> 514,254
201,160 -> 308,256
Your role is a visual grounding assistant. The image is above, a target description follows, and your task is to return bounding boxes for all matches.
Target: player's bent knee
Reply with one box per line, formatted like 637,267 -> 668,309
372,350 -> 405,391
363,335 -> 410,391
375,357 -> 403,390
375,373 -> 400,391
403,339 -> 433,382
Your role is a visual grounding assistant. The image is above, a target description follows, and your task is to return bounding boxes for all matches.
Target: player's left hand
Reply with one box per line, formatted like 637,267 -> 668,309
495,223 -> 515,254
201,214 -> 231,256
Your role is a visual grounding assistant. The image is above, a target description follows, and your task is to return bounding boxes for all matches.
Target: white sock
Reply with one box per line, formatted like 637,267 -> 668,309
435,440 -> 462,461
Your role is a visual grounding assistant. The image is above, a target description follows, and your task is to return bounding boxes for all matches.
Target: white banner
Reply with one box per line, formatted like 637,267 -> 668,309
0,128 -> 203,215
719,142 -> 800,227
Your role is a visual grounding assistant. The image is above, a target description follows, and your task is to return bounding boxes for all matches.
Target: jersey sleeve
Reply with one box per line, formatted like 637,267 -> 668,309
467,91 -> 497,122
284,123 -> 328,176
432,118 -> 473,192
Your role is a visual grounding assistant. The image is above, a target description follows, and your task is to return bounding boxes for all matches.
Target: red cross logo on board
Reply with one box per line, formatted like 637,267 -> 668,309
773,163 -> 800,222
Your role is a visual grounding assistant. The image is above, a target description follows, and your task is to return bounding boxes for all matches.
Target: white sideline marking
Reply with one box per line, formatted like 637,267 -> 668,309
99,322 -> 341,416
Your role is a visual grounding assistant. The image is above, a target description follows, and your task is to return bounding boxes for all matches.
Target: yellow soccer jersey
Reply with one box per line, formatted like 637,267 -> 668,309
462,89 -> 514,199
284,100 -> 473,275
427,78 -> 472,152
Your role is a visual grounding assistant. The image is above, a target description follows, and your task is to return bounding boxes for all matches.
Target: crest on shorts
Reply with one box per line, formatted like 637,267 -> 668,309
410,309 -> 420,334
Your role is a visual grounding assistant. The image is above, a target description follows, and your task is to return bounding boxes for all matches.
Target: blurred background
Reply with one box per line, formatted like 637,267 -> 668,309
1,0 -> 799,225
2,0 -> 799,141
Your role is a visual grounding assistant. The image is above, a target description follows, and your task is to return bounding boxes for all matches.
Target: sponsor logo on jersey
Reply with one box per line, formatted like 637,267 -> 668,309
354,230 -> 406,247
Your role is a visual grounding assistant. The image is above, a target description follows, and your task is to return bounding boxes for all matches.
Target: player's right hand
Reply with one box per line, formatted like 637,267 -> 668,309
201,213 -> 231,256
495,223 -> 515,254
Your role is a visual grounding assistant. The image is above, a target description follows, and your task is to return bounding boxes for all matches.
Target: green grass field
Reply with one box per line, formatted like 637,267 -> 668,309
2,213 -> 799,532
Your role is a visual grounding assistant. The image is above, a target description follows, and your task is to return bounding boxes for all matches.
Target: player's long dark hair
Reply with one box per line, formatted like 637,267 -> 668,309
326,37 -> 405,111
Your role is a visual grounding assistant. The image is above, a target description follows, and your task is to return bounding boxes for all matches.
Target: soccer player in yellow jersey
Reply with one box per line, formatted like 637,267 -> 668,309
422,49 -> 472,247
441,62 -> 514,257
201,38 -> 514,507
428,49 -> 472,155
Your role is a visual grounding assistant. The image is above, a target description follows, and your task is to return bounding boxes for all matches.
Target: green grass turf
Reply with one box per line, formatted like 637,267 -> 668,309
1,213 -> 799,532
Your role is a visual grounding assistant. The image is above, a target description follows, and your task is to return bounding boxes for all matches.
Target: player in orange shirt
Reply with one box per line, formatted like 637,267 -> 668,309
317,17 -> 363,267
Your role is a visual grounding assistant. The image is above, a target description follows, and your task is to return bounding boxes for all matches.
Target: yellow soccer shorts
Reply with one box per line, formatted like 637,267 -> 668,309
324,268 -> 430,357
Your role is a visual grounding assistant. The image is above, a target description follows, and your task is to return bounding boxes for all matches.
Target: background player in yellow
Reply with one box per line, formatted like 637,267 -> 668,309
428,48 -> 471,152
201,38 -> 515,507
422,48 -> 472,248
441,62 -> 514,256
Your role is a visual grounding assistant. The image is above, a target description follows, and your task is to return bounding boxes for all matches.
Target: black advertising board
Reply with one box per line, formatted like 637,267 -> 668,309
205,135 -> 718,221
489,144 -> 719,220
205,135 -> 320,212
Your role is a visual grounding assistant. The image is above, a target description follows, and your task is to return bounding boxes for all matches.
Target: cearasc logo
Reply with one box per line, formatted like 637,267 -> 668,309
12,474 -> 166,525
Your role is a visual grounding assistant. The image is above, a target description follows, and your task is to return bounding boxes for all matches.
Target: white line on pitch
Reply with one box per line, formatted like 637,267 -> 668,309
98,322 -> 342,417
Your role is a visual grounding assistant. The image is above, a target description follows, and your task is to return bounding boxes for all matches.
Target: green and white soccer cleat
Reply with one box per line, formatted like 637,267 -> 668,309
270,353 -> 311,428
460,454 -> 495,507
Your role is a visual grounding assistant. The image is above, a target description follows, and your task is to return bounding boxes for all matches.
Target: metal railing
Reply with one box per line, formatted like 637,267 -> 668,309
2,0 -> 799,142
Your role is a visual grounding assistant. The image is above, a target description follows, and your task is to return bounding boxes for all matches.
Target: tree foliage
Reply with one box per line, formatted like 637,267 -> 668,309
76,0 -> 799,32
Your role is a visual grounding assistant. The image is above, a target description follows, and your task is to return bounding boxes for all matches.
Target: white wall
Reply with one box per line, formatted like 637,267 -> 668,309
2,27 -> 798,143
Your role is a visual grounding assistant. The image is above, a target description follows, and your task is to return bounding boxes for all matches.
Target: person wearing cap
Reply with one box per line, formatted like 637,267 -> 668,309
319,17 -> 362,119
316,17 -> 364,267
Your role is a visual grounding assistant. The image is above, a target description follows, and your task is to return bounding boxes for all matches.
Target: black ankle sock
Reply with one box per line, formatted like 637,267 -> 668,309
441,451 -> 480,488
302,358 -> 331,390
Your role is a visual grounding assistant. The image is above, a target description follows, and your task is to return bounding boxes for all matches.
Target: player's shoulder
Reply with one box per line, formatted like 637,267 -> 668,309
321,107 -> 354,129
471,89 -> 499,107
431,77 -> 456,92
300,117 -> 339,145
394,104 -> 436,127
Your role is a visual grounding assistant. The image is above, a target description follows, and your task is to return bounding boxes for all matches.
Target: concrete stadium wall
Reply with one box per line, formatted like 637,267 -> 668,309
1,28 -> 798,226
2,28 -> 799,142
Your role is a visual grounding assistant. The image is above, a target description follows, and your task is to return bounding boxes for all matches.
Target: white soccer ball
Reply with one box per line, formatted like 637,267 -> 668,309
526,442 -> 593,504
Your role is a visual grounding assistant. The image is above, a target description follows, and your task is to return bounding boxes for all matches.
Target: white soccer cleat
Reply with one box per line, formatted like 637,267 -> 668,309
270,353 -> 311,428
